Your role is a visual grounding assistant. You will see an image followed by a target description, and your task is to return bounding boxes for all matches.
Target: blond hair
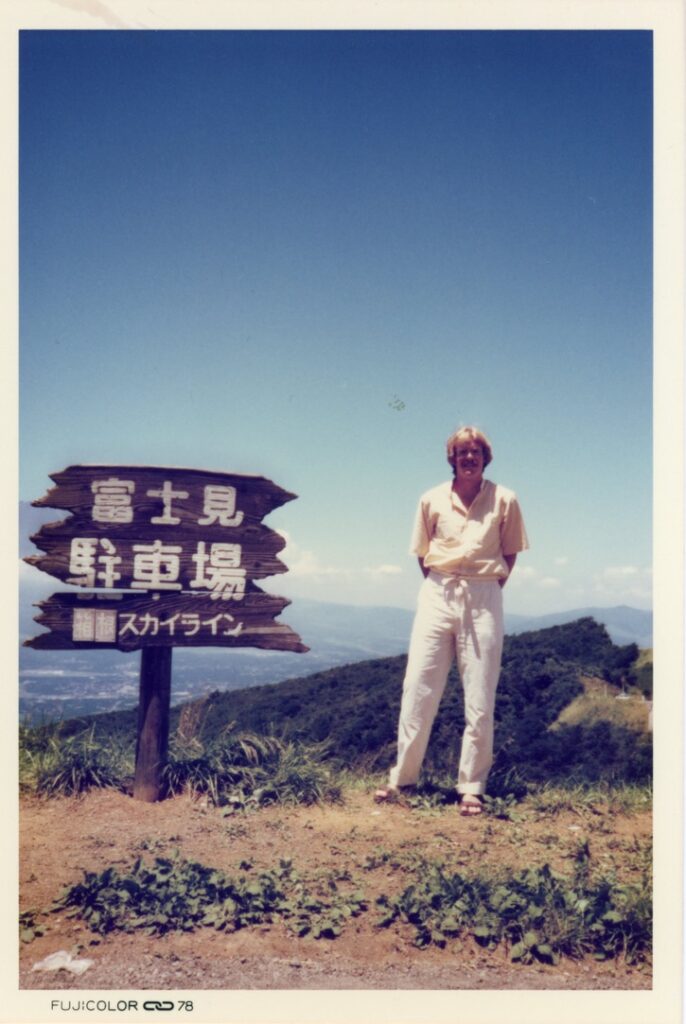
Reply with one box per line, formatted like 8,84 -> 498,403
446,426 -> 493,473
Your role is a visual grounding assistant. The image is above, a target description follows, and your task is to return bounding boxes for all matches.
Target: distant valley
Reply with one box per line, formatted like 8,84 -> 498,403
19,587 -> 653,724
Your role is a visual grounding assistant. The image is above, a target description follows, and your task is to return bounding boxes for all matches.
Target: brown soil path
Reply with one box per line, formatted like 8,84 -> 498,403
20,788 -> 652,990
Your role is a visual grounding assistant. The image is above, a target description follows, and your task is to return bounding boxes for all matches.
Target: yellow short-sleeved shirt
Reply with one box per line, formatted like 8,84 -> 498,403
409,479 -> 529,580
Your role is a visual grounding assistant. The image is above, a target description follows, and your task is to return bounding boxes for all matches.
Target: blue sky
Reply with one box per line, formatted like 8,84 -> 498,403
19,29 -> 653,615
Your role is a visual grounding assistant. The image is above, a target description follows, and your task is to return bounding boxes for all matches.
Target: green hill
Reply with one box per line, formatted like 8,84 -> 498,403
47,617 -> 652,793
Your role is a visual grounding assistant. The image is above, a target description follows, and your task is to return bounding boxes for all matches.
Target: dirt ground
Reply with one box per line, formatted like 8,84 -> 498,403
19,787 -> 652,991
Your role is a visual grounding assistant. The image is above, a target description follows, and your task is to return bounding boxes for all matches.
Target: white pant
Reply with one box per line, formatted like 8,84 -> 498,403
389,572 -> 504,795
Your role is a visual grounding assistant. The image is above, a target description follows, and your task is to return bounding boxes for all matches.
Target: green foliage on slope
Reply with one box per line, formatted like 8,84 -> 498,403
178,617 -> 651,791
26,618 -> 651,792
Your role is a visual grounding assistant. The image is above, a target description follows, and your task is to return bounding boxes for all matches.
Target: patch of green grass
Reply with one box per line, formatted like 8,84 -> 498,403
162,730 -> 281,802
605,784 -> 653,815
20,721 -> 344,809
21,726 -> 131,797
526,782 -> 651,817
163,731 -> 343,809
253,741 -> 343,807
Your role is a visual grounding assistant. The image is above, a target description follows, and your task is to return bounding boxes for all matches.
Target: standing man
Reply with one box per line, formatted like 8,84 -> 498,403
376,426 -> 528,815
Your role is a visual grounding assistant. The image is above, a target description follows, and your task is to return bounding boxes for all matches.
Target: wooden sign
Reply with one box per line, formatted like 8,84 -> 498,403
30,465 -> 295,529
26,530 -> 286,593
25,464 -> 308,802
27,466 -> 294,592
25,587 -> 307,652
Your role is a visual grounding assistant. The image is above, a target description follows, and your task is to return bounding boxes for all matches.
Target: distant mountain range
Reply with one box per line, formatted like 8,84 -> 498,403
504,605 -> 652,648
18,501 -> 652,722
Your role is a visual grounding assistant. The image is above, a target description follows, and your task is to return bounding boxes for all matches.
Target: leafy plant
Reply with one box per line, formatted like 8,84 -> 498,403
30,839 -> 650,966
482,794 -> 521,821
49,854 -> 366,941
375,858 -> 651,963
19,909 -> 46,943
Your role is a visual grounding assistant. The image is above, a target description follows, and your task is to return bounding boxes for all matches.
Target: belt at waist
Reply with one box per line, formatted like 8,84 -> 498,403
427,571 -> 499,587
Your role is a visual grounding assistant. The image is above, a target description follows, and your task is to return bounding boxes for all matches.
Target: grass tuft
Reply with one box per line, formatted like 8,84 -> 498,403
21,725 -> 130,797
162,731 -> 342,808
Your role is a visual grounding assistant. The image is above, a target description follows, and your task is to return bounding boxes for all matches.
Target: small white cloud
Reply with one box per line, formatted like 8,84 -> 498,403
539,577 -> 562,589
592,564 -> 652,604
602,565 -> 640,580
554,556 -> 569,567
275,532 -> 337,578
506,565 -> 538,589
277,533 -> 403,583
367,564 -> 403,577
513,566 -> 538,580
289,554 -> 349,580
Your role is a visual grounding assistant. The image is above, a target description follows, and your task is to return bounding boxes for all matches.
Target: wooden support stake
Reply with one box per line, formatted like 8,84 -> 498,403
133,647 -> 172,802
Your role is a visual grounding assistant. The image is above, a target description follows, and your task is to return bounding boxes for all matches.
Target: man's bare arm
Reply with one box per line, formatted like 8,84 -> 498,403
500,553 -> 517,587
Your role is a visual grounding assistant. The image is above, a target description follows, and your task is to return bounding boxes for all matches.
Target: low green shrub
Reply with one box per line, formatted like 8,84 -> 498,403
49,855 -> 366,940
376,857 -> 651,963
19,909 -> 46,943
43,850 -> 650,965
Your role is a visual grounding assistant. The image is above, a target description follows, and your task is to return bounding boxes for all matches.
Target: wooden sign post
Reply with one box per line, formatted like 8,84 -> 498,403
135,648 -> 172,803
24,465 -> 308,801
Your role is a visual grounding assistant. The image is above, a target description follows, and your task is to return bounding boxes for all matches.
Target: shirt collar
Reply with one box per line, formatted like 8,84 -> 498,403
450,477 -> 487,512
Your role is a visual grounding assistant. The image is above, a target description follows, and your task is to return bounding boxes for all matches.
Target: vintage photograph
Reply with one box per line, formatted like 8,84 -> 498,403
7,3 -> 683,1023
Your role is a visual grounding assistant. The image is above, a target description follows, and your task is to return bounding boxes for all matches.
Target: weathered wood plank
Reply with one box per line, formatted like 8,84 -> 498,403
24,588 -> 309,652
31,466 -> 296,530
29,517 -> 288,545
25,529 -> 288,592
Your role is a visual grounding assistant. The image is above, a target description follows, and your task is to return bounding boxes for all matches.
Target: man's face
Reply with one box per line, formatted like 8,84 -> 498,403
453,441 -> 484,482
